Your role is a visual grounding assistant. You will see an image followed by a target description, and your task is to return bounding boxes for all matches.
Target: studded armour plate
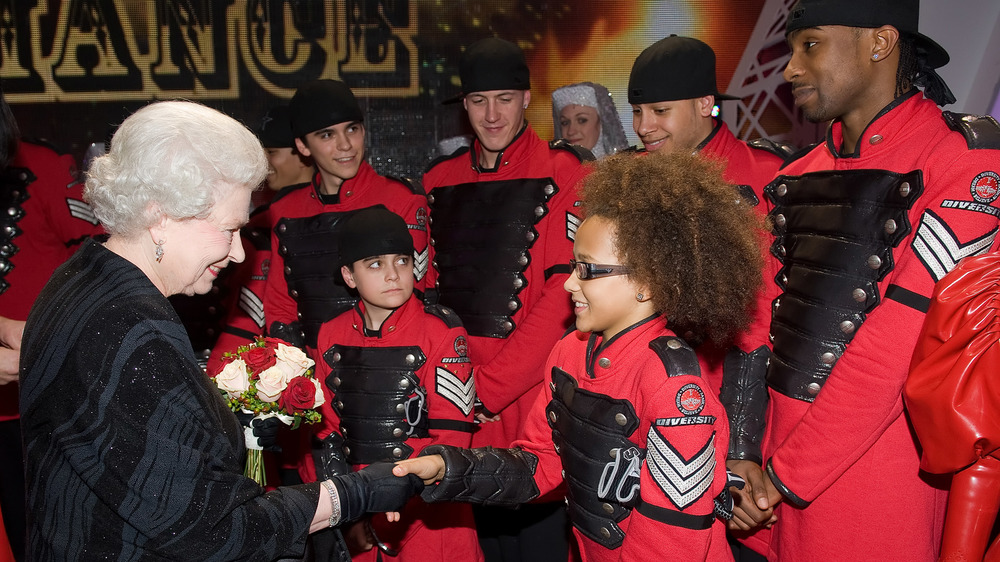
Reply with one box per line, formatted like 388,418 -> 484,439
428,178 -> 556,338
324,344 -> 428,465
764,169 -> 923,402
275,209 -> 371,348
547,367 -> 640,549
0,166 -> 33,295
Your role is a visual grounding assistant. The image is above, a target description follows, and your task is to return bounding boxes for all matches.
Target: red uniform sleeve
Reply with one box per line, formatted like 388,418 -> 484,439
414,323 -> 476,452
263,223 -> 299,335
474,164 -> 587,413
207,241 -> 269,374
768,150 -> 1000,502
621,374 -> 728,561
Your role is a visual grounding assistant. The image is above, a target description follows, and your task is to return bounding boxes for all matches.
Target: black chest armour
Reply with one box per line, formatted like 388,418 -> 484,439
764,169 -> 922,401
428,178 -> 556,338
274,210 -> 364,348
0,166 -> 33,295
324,344 -> 428,465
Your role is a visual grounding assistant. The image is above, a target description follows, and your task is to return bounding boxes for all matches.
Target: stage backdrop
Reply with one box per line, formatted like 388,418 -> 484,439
3,0 -> 817,178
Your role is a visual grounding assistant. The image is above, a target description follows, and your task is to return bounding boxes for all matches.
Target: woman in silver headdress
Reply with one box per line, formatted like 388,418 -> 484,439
551,82 -> 628,159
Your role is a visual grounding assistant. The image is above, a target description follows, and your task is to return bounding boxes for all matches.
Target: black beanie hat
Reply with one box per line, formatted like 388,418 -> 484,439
338,207 -> 414,267
444,37 -> 530,104
257,105 -> 295,149
628,35 -> 739,105
289,79 -> 364,138
786,0 -> 948,69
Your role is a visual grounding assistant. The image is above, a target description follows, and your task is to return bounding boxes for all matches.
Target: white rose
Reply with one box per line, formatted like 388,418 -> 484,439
215,359 -> 249,399
256,365 -> 289,402
311,378 -> 326,408
274,343 -> 315,380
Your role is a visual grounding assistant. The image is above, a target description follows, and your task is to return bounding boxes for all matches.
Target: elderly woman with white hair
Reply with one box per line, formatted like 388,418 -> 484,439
551,81 -> 628,159
18,100 -> 421,561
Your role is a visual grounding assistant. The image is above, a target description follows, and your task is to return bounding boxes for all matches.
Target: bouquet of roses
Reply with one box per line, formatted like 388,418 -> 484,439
211,337 -> 324,486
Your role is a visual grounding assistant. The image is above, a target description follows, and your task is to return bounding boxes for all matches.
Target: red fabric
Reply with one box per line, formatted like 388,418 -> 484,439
514,318 -> 733,562
0,142 -> 103,420
260,162 -> 429,358
308,295 -> 482,561
906,251 -> 1000,474
742,94 -> 1000,559
423,125 -> 589,448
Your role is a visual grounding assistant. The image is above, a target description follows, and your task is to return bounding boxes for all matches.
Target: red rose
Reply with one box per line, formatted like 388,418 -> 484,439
243,346 -> 277,376
281,376 -> 318,414
211,353 -> 237,376
262,337 -> 286,350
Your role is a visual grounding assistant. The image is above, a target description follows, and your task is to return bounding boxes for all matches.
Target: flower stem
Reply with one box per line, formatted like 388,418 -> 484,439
245,448 -> 266,487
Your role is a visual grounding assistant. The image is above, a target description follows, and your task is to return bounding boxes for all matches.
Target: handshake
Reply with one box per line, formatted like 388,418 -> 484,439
328,462 -> 425,526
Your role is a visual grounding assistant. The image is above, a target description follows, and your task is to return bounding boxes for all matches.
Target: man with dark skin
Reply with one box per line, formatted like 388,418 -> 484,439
721,0 -> 1000,559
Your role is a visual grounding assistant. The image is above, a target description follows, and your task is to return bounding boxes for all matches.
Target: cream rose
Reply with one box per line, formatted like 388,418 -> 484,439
311,378 -> 326,409
256,364 -> 289,402
274,343 -> 315,380
215,359 -> 249,399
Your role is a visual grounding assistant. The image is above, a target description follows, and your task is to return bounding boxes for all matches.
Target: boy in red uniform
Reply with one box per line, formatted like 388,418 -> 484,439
310,208 -> 482,561
396,152 -> 766,561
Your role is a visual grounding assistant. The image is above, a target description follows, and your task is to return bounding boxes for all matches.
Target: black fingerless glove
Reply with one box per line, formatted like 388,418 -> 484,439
331,462 -> 424,524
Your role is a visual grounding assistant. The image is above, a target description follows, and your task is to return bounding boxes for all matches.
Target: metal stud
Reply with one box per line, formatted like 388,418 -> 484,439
525,231 -> 536,242
598,357 -> 611,368
899,182 -> 911,197
518,254 -> 529,266
602,503 -> 614,515
867,255 -> 882,269
544,184 -> 555,196
332,376 -> 341,386
405,354 -> 416,365
869,134 -> 883,145
332,352 -> 342,363
534,205 -> 545,217
513,278 -> 524,289
774,214 -> 786,227
508,300 -> 519,311
840,320 -> 856,334
392,447 -> 403,458
807,383 -> 822,396
615,413 -> 627,426
393,428 -> 404,437
821,352 -> 837,365
884,219 -> 897,234
502,320 -> 513,332
549,411 -> 557,423
666,339 -> 682,350
852,288 -> 867,303
600,528 -> 611,540
399,378 -> 410,389
776,183 -> 788,196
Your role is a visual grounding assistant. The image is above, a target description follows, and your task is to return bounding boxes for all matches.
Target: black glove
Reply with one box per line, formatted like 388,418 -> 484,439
331,462 -> 424,524
235,411 -> 283,452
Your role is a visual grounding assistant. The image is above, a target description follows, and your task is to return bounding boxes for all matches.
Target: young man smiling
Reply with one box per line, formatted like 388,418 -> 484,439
422,37 -> 591,561
628,35 -> 786,214
723,0 -> 1000,559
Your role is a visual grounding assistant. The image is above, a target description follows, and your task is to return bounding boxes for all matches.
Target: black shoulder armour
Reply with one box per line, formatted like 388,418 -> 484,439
648,336 -> 702,378
424,303 -> 464,329
269,181 -> 311,205
747,138 -> 796,160
942,111 -> 1000,150
777,141 -> 821,171
549,139 -> 595,162
387,175 -> 425,195
425,146 -> 470,174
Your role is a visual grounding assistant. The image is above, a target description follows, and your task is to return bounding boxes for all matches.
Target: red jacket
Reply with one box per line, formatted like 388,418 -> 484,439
261,162 -> 428,357
517,318 -> 732,562
311,295 -> 481,561
747,92 -> 1000,560
701,119 -> 785,210
0,141 -> 103,420
423,124 -> 589,447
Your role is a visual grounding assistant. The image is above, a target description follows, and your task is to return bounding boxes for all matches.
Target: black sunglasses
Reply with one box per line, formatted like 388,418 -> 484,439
569,259 -> 630,280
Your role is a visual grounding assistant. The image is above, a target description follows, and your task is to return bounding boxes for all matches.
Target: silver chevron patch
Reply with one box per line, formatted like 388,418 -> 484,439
413,246 -> 429,281
66,198 -> 99,225
435,366 -> 475,416
645,427 -> 716,510
566,212 -> 581,241
239,286 -> 265,329
913,210 -> 997,281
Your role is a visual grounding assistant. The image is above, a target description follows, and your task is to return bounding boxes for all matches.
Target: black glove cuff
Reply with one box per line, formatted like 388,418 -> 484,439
419,445 -> 540,507
720,345 -> 770,463
313,433 -> 349,480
